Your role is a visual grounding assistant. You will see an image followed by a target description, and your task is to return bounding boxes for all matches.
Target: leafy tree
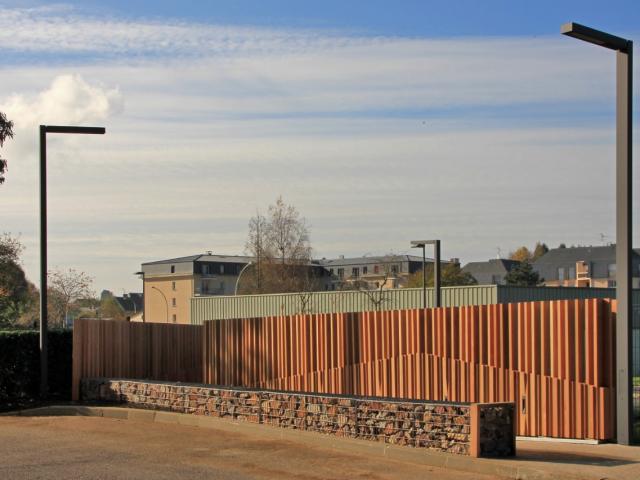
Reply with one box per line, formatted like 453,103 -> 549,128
99,293 -> 126,321
407,262 -> 477,288
407,263 -> 434,288
504,262 -> 543,287
509,242 -> 550,263
0,259 -> 31,326
16,283 -> 40,328
0,234 -> 31,327
509,246 -> 532,263
0,112 -> 14,185
531,242 -> 549,261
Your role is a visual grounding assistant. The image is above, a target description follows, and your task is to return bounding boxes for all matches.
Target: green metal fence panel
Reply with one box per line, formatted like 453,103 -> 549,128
190,285 -> 640,325
190,285 -> 498,324
496,286 -> 616,303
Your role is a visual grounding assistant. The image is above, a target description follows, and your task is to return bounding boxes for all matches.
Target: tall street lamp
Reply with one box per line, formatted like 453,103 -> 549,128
561,22 -> 633,445
411,239 -> 441,308
39,125 -> 105,398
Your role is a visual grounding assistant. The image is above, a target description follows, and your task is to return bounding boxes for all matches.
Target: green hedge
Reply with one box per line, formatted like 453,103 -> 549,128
0,329 -> 72,405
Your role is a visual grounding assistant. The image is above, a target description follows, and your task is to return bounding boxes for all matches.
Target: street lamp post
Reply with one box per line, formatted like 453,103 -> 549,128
151,286 -> 169,323
561,22 -> 633,445
235,261 -> 253,295
39,125 -> 105,398
411,239 -> 441,308
410,241 -> 427,309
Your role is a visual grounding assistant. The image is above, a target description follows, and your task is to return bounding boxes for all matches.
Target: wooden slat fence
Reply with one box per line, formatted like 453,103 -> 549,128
203,299 -> 616,440
72,319 -> 203,400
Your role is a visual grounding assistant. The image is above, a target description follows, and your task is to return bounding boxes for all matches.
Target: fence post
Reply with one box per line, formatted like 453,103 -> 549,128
470,403 -> 480,457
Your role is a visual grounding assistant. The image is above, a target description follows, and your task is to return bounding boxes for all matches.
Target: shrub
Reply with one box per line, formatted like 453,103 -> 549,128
0,329 -> 72,406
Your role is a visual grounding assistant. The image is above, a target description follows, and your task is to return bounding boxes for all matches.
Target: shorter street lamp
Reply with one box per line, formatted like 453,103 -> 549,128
235,261 -> 254,295
151,286 -> 169,323
39,125 -> 105,398
411,239 -> 441,308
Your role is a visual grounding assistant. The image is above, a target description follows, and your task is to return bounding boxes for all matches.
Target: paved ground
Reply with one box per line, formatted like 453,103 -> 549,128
0,416 -> 494,480
512,440 -> 640,480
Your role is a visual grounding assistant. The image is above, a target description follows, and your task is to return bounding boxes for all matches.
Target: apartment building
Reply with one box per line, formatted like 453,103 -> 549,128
533,245 -> 640,288
319,255 -> 432,290
139,253 -> 252,324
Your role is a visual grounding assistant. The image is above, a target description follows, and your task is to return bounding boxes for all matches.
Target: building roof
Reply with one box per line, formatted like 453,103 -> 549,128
533,245 -> 640,266
142,254 -> 254,266
462,259 -> 520,276
115,293 -> 144,313
318,254 -> 431,267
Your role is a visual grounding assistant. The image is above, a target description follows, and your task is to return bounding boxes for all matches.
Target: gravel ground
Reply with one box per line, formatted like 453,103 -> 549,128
0,416 -> 497,480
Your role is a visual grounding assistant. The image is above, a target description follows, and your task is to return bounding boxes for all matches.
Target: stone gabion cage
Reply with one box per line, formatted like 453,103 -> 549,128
82,378 -> 515,457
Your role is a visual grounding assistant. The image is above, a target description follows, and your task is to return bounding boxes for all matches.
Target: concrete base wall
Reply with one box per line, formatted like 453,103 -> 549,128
81,378 -> 515,457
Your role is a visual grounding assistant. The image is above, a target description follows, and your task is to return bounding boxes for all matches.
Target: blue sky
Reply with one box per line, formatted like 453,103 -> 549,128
0,1 -> 638,293
14,0 -> 639,37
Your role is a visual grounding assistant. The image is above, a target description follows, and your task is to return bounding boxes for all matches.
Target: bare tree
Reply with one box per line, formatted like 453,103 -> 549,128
242,211 -> 269,294
294,266 -> 327,314
338,255 -> 399,311
242,197 -> 315,295
48,268 -> 94,327
0,112 -> 14,185
266,196 -> 311,266
355,268 -> 395,311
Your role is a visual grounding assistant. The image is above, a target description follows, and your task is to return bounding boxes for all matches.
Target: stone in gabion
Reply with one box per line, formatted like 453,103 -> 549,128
81,378 -> 506,456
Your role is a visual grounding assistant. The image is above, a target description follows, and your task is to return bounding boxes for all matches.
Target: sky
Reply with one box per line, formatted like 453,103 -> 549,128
0,1 -> 639,294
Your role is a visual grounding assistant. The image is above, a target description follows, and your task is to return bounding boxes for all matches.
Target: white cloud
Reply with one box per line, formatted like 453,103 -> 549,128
3,74 -> 122,129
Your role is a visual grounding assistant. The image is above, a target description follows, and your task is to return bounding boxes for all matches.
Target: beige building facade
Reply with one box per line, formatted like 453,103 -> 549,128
139,254 -> 252,324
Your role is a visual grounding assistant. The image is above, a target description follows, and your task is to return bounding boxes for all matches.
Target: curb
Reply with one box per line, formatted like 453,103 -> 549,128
3,405 -> 602,480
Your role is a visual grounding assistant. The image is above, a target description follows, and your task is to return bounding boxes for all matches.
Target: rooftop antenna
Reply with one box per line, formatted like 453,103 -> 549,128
599,233 -> 610,246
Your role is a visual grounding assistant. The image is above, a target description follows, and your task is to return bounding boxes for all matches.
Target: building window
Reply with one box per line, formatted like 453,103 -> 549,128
374,265 -> 379,274
220,265 -> 225,274
558,267 -> 565,281
329,268 -> 334,275
172,281 -> 176,291
170,265 -> 175,273
352,267 -> 359,278
568,267 -> 576,280
172,298 -> 176,307
608,263 -> 616,278
363,266 -> 368,275
337,268 -> 344,279
220,281 -> 225,291
202,280 -> 209,294
172,314 -> 177,323
202,264 -> 209,274
391,264 -> 399,274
